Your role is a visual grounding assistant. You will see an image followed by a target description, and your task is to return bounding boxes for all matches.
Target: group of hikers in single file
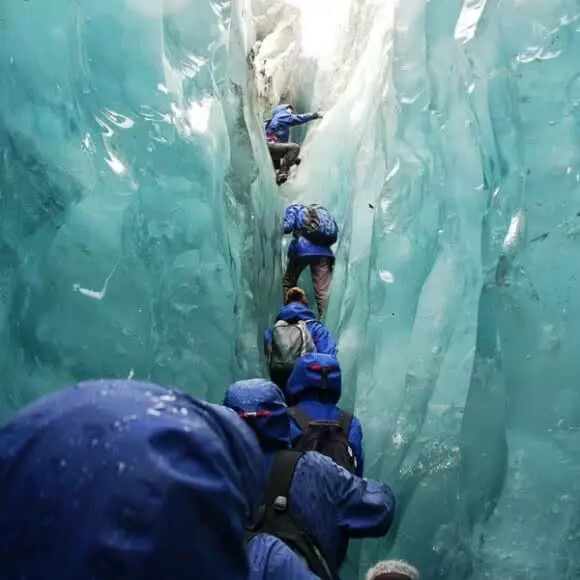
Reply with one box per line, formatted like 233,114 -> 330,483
0,104 -> 421,580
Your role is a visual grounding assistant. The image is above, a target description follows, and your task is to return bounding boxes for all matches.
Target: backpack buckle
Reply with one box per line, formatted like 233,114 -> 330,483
273,495 -> 288,512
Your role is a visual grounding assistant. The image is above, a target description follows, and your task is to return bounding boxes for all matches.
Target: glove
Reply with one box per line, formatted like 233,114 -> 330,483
315,111 -> 324,119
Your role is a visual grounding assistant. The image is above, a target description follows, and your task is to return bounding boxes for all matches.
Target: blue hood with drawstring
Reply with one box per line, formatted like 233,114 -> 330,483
286,353 -> 366,477
264,302 -> 338,357
286,352 -> 342,405
264,104 -> 318,143
224,379 -> 291,454
0,380 -> 263,580
223,378 -> 395,576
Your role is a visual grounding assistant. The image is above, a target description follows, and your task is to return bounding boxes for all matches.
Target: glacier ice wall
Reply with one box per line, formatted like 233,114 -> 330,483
0,0 -> 281,411
2,0 -> 580,579
255,0 -> 580,578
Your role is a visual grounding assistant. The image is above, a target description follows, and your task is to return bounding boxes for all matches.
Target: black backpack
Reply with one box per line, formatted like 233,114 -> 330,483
246,450 -> 335,580
299,204 -> 338,246
267,320 -> 316,376
288,406 -> 357,474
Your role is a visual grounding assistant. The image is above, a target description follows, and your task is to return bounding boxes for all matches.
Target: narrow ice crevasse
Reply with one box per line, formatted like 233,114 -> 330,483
253,0 -> 580,578
1,0 -> 580,578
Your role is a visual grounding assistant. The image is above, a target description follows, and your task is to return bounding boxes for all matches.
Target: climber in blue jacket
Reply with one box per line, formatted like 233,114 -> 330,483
287,353 -> 365,477
265,287 -> 337,356
0,379 -> 264,580
224,379 -> 395,578
264,286 -> 338,390
282,203 -> 336,316
265,103 -> 322,184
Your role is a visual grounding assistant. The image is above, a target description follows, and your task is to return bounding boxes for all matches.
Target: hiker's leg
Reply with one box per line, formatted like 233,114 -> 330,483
282,256 -> 308,300
310,257 -> 334,316
267,142 -> 286,172
280,143 -> 301,172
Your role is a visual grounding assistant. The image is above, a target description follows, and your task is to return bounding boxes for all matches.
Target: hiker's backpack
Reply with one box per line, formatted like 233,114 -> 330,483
299,204 -> 338,246
268,320 -> 316,376
246,450 -> 334,580
288,406 -> 357,474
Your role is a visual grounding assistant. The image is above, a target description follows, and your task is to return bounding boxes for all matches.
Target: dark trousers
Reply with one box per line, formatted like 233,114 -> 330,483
269,368 -> 292,393
268,142 -> 301,174
282,256 -> 333,316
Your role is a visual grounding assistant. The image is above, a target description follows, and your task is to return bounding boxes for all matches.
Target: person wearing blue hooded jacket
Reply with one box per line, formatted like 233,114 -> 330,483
265,103 -> 322,184
286,353 -> 365,477
0,379 -> 264,580
224,379 -> 395,579
265,287 -> 337,356
264,287 -> 338,390
282,204 -> 336,316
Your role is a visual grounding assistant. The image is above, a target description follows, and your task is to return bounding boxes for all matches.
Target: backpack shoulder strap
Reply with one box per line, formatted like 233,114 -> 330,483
288,406 -> 312,432
264,450 -> 302,506
337,410 -> 353,434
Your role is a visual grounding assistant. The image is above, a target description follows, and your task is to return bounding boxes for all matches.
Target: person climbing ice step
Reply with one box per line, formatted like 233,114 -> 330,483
282,203 -> 338,316
264,104 -> 323,185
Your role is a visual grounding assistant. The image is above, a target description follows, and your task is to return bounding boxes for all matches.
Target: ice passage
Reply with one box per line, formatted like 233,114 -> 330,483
1,0 -> 580,577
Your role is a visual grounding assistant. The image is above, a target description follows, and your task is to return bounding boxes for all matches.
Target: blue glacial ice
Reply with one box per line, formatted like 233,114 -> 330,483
1,0 -> 580,578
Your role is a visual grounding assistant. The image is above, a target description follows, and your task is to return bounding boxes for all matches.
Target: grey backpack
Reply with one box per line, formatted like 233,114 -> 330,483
268,320 -> 316,376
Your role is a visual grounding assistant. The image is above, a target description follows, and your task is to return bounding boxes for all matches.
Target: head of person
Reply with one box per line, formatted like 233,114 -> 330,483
224,379 -> 290,453
272,103 -> 294,116
366,560 -> 420,580
284,286 -> 308,306
286,352 -> 342,405
0,380 -> 263,580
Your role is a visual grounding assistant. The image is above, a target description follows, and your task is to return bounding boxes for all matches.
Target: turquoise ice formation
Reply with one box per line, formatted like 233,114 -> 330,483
1,0 -> 579,577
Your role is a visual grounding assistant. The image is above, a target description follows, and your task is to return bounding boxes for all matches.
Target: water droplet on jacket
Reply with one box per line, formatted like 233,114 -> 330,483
118,462 -> 126,474
159,394 -> 176,403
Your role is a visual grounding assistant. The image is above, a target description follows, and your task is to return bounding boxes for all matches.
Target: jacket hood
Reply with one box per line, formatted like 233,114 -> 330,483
224,379 -> 290,452
276,302 -> 317,322
286,353 -> 342,405
0,380 -> 263,580
272,103 -> 291,116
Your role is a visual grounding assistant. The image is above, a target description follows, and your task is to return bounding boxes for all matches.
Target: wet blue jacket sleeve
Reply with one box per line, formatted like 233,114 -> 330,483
277,110 -> 318,127
348,416 -> 365,477
264,327 -> 273,355
327,458 -> 395,538
306,321 -> 338,356
248,535 -> 321,580
283,204 -> 301,234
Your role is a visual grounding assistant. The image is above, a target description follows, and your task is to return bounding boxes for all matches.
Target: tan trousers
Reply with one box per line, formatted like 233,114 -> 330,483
282,256 -> 334,316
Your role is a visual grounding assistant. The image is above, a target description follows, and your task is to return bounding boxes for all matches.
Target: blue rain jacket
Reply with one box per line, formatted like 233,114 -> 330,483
286,353 -> 365,477
265,104 -> 318,143
224,380 -> 395,577
248,534 -> 320,579
264,302 -> 338,357
0,380 -> 263,580
283,204 -> 335,259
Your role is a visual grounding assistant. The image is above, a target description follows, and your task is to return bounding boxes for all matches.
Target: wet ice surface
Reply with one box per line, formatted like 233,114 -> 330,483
0,0 -> 281,409
1,0 -> 580,578
254,0 -> 580,577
